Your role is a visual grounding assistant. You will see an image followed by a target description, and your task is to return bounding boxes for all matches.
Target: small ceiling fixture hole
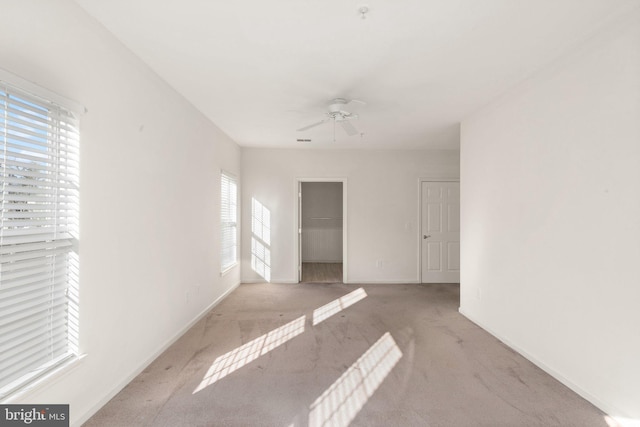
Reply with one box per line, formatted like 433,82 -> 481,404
358,5 -> 370,19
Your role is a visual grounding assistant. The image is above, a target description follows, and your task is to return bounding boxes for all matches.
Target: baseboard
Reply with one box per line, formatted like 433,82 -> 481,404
241,279 -> 299,284
242,279 -> 426,285
75,281 -> 241,426
458,307 -> 630,422
302,260 -> 343,263
345,280 -> 421,284
242,279 -> 300,285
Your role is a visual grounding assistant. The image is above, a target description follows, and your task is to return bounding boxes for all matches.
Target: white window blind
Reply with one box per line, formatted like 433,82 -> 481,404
220,172 -> 237,271
0,81 -> 80,398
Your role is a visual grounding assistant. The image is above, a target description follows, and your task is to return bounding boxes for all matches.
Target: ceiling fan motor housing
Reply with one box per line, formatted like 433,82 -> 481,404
328,98 -> 351,120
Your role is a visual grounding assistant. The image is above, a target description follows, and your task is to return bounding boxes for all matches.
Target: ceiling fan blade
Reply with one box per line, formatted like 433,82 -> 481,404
340,119 -> 359,136
297,119 -> 329,132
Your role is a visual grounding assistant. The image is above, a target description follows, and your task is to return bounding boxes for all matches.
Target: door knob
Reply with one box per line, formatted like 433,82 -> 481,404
423,235 -> 431,239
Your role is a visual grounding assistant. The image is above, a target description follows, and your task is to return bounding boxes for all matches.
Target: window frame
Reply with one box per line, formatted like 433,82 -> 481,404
0,71 -> 83,400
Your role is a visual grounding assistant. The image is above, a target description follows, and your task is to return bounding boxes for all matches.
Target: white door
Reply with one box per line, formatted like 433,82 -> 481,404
421,181 -> 460,283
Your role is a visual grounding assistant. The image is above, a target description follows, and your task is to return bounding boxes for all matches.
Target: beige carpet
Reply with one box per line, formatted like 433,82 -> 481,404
85,283 -> 607,426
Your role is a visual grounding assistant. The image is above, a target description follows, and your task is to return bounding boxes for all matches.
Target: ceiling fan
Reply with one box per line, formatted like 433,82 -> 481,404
297,98 -> 365,140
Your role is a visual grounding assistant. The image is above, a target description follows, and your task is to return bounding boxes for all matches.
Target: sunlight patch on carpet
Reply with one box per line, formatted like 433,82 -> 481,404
193,316 -> 305,393
308,332 -> 402,427
312,288 -> 367,326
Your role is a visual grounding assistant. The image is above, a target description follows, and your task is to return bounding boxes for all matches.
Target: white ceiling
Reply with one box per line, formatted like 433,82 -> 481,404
75,0 -> 636,150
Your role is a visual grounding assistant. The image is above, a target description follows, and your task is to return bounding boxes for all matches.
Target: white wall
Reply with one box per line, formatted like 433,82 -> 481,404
301,182 -> 343,262
242,148 -> 459,283
460,9 -> 640,420
0,1 -> 241,424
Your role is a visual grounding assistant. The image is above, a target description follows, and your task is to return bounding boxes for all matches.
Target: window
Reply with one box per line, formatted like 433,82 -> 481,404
220,172 -> 237,272
0,80 -> 80,398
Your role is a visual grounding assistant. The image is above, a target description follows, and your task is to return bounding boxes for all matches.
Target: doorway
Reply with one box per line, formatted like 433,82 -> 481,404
297,180 -> 346,283
420,180 -> 460,283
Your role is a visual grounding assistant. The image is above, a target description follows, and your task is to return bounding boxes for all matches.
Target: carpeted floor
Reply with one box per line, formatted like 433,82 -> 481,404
85,283 -> 608,426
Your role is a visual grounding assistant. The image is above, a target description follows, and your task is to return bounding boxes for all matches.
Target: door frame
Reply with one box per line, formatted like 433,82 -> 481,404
295,178 -> 348,284
418,178 -> 460,283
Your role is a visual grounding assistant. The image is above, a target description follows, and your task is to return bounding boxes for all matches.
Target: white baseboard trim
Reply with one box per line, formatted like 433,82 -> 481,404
346,280 -> 421,284
241,279 -> 299,284
75,281 -> 241,426
244,280 -> 423,285
302,260 -> 343,263
241,279 -> 430,285
458,307 -> 629,421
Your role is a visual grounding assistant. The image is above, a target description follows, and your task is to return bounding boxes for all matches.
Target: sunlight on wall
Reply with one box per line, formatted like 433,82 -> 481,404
308,332 -> 403,427
312,288 -> 367,325
193,316 -> 305,394
251,198 -> 271,281
605,415 -> 640,427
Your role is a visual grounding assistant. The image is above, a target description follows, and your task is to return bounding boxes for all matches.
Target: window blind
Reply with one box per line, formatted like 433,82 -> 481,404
0,81 -> 80,398
220,172 -> 237,271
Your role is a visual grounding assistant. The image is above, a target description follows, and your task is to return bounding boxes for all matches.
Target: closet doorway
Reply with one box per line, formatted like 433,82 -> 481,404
297,180 -> 346,283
